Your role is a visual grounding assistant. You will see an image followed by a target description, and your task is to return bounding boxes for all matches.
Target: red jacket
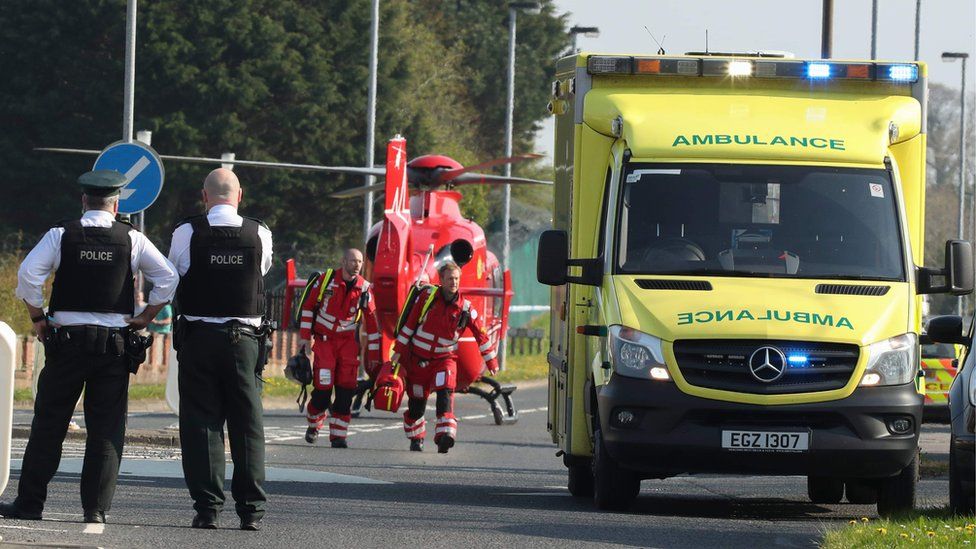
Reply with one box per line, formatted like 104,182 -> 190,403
299,272 -> 381,362
393,287 -> 497,367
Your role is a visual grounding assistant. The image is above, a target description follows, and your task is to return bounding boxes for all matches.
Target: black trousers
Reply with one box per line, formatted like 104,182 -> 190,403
177,322 -> 266,520
15,339 -> 130,515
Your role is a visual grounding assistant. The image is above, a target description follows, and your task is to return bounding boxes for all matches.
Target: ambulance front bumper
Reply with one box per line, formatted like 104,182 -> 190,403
597,375 -> 922,479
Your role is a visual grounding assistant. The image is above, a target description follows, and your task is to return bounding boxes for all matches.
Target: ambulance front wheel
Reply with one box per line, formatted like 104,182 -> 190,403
567,460 -> 594,497
807,476 -> 843,504
592,429 -> 639,511
876,448 -> 918,517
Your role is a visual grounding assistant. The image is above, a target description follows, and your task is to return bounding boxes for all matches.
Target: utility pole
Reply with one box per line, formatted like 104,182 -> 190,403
363,0 -> 380,239
913,0 -> 921,61
870,0 -> 878,59
821,0 -> 833,59
123,0 -> 140,234
943,52 -> 969,315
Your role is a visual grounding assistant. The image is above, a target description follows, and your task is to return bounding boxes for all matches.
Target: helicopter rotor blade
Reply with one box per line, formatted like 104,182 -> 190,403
436,153 -> 543,184
330,181 -> 387,199
450,173 -> 552,186
35,148 -> 387,178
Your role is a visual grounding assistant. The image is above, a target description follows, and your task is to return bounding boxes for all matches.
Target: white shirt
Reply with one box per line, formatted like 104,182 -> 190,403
15,210 -> 179,328
168,204 -> 273,327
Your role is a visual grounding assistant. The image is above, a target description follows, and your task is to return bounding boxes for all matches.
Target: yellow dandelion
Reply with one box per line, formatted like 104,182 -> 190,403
848,520 -> 857,525
860,517 -> 869,523
876,527 -> 887,535
926,531 -> 936,537
900,533 -> 909,539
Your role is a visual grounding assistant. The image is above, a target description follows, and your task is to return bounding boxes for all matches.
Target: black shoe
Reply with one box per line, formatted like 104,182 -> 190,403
305,427 -> 319,444
409,438 -> 424,452
83,510 -> 105,524
436,435 -> 455,454
330,438 -> 348,449
0,502 -> 42,520
191,513 -> 218,529
240,517 -> 261,531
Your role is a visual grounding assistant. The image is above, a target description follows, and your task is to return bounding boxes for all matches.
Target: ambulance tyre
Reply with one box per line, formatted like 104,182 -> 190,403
592,429 -> 639,511
567,461 -> 594,497
844,480 -> 878,504
807,477 -> 843,504
877,449 -> 918,518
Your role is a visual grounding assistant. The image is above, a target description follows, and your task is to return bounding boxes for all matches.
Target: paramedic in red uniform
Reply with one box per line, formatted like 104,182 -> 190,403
298,249 -> 380,447
392,261 -> 498,453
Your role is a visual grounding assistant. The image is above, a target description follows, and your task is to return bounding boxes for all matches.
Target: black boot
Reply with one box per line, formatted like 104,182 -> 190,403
83,510 -> 106,524
409,439 -> 424,452
305,426 -> 319,444
191,512 -> 218,529
436,435 -> 455,454
331,438 -> 348,449
0,502 -> 41,521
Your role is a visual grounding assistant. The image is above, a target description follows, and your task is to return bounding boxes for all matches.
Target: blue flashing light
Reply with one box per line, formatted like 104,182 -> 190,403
807,63 -> 832,79
787,354 -> 809,365
888,65 -> 918,81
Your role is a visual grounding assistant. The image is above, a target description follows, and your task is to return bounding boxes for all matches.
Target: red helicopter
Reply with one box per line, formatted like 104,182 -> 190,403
39,135 -> 549,423
280,135 -> 550,424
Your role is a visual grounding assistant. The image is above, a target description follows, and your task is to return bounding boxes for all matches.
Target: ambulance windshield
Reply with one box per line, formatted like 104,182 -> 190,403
616,164 -> 905,281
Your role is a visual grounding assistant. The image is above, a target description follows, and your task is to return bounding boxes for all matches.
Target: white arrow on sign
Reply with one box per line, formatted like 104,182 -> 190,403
120,156 -> 151,200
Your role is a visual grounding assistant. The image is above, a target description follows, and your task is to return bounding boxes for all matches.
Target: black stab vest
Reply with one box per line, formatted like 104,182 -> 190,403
49,220 -> 135,314
176,216 -> 265,317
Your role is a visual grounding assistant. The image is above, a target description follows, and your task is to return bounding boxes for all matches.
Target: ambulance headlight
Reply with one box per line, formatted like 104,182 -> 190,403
859,333 -> 918,387
608,326 -> 670,381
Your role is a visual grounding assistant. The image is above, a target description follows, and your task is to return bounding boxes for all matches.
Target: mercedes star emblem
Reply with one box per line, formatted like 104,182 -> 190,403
748,346 -> 787,383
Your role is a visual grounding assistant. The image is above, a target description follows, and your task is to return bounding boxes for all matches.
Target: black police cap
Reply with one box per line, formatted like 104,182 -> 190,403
78,170 -> 127,197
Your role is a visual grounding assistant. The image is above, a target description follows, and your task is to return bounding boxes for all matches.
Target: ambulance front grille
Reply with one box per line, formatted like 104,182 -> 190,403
672,339 -> 860,394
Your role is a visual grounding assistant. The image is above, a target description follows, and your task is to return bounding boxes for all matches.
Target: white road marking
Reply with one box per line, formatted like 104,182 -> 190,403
0,525 -> 68,533
82,523 -> 105,534
10,459 -> 389,485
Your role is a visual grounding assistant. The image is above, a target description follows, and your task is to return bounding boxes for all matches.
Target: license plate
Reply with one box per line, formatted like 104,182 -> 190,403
721,430 -> 809,452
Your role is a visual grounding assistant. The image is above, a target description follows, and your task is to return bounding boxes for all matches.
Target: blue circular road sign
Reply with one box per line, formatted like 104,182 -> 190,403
93,141 -> 165,215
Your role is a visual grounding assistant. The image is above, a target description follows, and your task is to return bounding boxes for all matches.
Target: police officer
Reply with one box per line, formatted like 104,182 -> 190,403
0,170 -> 178,524
168,168 -> 272,531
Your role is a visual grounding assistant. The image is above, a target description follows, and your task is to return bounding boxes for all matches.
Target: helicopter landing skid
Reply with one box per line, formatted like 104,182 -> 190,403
463,376 -> 518,425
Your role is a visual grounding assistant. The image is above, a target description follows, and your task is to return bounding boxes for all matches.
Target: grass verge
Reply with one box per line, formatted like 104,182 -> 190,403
13,354 -> 550,405
822,508 -> 974,548
493,352 -> 547,384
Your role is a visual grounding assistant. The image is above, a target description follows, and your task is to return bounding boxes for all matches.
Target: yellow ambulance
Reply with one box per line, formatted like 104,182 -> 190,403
538,52 -> 973,517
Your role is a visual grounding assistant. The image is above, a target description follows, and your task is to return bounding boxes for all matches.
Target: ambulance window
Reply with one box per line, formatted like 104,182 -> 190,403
615,164 -> 905,281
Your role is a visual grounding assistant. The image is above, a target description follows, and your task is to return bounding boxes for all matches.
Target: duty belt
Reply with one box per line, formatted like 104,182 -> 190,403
52,325 -> 129,356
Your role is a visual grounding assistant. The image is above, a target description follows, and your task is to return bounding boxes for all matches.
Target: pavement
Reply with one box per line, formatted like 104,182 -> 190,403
0,382 -> 956,548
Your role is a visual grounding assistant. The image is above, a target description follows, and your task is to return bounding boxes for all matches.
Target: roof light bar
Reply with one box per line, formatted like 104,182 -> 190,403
727,60 -> 753,76
806,63 -> 832,79
884,64 -> 919,82
586,56 -> 918,84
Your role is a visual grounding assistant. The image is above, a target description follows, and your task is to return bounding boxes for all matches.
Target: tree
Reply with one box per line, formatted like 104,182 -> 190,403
1,0 -> 552,270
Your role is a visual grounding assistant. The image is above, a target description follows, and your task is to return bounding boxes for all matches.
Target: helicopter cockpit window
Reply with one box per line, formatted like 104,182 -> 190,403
492,265 -> 503,318
615,164 -> 905,281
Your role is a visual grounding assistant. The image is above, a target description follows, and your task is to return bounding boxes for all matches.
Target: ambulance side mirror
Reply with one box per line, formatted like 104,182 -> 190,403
538,230 -> 568,286
537,230 -> 603,287
946,240 -> 974,295
917,240 -> 974,296
926,315 -> 968,346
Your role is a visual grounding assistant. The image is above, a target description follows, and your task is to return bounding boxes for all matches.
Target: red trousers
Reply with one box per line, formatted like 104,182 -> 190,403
403,356 -> 457,400
311,336 -> 360,390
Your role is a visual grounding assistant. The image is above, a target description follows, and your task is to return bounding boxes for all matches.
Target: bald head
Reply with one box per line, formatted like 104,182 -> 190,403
341,248 -> 364,280
202,168 -> 242,209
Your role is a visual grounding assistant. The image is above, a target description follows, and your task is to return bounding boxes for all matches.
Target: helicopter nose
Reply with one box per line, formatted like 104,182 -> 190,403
450,239 -> 474,267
